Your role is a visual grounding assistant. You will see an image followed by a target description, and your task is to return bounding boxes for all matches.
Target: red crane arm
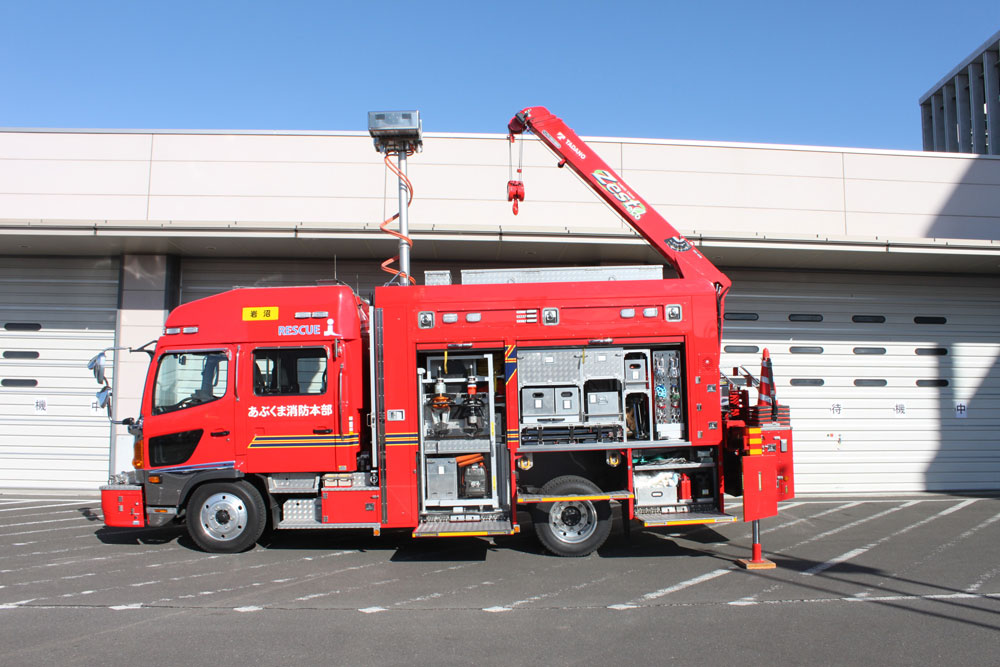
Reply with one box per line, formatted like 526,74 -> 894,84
508,106 -> 732,295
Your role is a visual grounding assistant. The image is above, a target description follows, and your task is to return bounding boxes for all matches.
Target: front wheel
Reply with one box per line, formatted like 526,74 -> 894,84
532,475 -> 612,557
187,481 -> 266,553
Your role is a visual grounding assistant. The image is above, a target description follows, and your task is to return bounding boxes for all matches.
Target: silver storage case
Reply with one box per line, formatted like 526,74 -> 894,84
425,458 -> 458,500
586,391 -> 620,418
553,387 -> 581,416
635,485 -> 678,506
624,358 -> 648,386
634,471 -> 679,506
521,387 -> 555,421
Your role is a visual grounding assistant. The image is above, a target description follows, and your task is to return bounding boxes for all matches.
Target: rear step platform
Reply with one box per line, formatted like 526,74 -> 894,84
638,510 -> 736,527
413,519 -> 518,538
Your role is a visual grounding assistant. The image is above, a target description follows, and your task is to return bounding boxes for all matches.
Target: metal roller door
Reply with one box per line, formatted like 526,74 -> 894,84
721,269 -> 1000,494
0,256 -> 120,489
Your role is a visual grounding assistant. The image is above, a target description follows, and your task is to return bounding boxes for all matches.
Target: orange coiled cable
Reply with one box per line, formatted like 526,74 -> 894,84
380,151 -> 416,284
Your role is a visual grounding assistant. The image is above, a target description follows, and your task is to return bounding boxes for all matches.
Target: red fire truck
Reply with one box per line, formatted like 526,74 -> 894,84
94,107 -> 793,557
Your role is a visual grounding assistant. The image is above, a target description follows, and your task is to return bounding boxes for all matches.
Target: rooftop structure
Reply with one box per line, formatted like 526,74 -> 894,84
920,29 -> 1000,154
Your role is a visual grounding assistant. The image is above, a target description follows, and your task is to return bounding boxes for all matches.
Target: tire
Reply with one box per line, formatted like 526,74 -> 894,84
187,481 -> 266,553
532,475 -> 612,557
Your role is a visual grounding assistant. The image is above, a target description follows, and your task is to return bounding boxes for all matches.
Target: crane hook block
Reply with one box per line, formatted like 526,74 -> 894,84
507,180 -> 525,215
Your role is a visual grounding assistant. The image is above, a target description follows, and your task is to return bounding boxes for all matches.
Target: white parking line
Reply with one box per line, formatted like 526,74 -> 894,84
0,524 -> 104,538
640,568 -> 732,601
723,591 -> 1000,608
967,566 -> 1000,593
0,599 -> 37,609
785,501 -> 919,551
0,502 -> 99,513
1,509 -> 95,521
805,499 -> 978,577
0,517 -> 96,529
610,568 -> 733,609
784,498 -> 973,504
484,570 -> 626,612
764,501 -> 861,534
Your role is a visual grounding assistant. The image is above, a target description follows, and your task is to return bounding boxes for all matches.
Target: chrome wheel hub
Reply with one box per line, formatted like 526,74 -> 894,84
198,492 -> 248,542
548,500 -> 598,544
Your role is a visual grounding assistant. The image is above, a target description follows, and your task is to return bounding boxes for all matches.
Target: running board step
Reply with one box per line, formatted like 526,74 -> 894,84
517,490 -> 632,504
276,519 -> 381,534
638,510 -> 736,527
413,519 -> 518,538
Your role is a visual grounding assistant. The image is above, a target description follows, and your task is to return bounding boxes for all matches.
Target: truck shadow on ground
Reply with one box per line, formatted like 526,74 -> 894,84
597,523 -> 730,559
91,519 -> 733,561
263,528 -> 496,562
95,524 -> 188,547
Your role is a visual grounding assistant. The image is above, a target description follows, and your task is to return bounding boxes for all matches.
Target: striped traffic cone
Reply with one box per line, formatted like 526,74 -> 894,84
757,348 -> 777,422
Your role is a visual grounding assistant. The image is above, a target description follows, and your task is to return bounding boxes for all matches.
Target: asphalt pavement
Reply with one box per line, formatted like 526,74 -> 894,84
1,492 -> 998,666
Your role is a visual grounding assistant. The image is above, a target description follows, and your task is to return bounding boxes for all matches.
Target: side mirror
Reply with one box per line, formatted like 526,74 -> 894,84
96,386 -> 112,412
88,353 -> 108,385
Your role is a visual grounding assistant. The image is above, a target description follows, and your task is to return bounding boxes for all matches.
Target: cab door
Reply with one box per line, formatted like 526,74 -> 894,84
142,348 -> 236,470
239,344 -> 350,474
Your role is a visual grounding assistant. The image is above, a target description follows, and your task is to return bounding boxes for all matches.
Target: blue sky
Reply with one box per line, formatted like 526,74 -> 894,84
0,1 -> 997,149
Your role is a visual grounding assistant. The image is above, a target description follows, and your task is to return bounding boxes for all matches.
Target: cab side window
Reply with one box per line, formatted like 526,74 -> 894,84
253,348 -> 327,396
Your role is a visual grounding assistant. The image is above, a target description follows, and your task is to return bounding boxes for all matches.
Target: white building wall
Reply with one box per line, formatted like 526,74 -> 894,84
1,130 -> 999,247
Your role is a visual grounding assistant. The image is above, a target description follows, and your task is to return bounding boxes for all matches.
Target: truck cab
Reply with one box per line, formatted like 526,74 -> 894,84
103,285 -> 368,552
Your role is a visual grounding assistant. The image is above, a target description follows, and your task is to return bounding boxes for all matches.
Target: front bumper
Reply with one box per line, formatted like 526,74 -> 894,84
100,484 -> 146,527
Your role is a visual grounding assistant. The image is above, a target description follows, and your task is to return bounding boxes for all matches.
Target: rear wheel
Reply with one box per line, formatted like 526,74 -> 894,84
187,481 -> 266,553
532,475 -> 612,557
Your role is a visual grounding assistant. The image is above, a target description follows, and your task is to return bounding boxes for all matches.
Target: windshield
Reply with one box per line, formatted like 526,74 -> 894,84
152,350 -> 229,415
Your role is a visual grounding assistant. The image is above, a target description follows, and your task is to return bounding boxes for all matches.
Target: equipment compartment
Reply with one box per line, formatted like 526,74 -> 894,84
517,344 -> 685,450
321,488 -> 380,524
632,447 -> 719,513
417,352 -> 504,511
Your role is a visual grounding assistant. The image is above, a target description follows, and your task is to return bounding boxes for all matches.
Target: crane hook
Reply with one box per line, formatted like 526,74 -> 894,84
507,180 -> 524,215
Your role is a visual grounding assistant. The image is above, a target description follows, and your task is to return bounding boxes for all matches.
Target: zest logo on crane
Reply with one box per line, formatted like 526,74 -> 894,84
592,170 -> 647,220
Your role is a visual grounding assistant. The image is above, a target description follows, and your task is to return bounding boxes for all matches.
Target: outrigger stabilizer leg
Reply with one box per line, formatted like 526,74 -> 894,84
737,519 -> 776,570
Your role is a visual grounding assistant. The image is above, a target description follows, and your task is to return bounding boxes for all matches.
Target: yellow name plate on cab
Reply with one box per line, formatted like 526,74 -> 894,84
242,307 -> 279,321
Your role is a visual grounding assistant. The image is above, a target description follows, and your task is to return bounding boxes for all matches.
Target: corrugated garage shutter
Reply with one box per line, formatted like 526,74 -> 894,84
721,270 -> 1000,494
0,256 -> 119,489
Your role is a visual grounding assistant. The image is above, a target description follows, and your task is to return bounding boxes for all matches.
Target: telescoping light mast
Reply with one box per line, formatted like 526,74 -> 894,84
367,110 -> 423,285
